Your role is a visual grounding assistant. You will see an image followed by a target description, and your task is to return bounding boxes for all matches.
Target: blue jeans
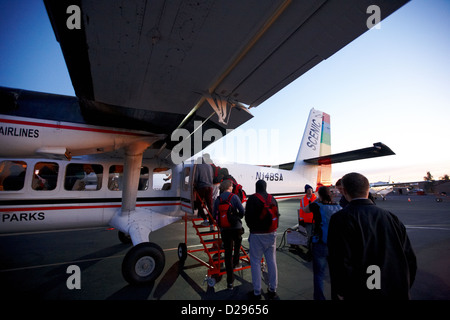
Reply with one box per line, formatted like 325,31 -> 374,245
249,232 -> 278,295
312,242 -> 328,300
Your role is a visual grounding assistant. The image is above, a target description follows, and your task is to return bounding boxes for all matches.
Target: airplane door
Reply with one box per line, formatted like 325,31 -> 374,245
180,163 -> 195,215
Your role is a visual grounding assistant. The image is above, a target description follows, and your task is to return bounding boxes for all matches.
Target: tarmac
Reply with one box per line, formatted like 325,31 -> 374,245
0,194 -> 449,301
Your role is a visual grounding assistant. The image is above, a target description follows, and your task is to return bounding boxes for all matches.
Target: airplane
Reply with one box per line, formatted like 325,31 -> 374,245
0,0 -> 406,285
369,184 -> 394,200
368,180 -> 392,200
369,180 -> 429,199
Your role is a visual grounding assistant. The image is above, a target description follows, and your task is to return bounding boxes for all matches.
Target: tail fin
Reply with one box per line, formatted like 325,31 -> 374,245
293,108 -> 332,188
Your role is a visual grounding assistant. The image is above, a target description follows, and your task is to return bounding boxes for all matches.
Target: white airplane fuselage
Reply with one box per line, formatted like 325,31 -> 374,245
0,112 -> 320,235
0,156 -> 310,235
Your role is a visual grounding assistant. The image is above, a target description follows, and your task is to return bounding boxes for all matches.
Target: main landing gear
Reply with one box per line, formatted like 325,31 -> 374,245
121,241 -> 165,285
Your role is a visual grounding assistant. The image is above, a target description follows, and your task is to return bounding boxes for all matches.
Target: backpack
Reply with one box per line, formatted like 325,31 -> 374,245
211,164 -> 221,184
218,193 -> 235,228
234,183 -> 246,202
254,193 -> 279,232
225,176 -> 246,202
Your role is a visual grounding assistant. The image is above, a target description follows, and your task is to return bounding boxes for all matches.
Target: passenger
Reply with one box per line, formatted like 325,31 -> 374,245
203,153 -> 221,201
1,161 -> 26,191
335,178 -> 349,208
108,165 -> 124,191
63,163 -> 101,191
221,168 -> 246,202
298,184 -> 317,238
303,186 -> 342,300
193,156 -> 214,227
213,180 -> 245,290
327,172 -> 417,300
72,164 -> 99,190
33,164 -> 58,190
245,179 -> 280,300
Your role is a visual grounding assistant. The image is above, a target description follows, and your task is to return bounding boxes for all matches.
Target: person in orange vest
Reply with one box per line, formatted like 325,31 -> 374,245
299,184 -> 317,226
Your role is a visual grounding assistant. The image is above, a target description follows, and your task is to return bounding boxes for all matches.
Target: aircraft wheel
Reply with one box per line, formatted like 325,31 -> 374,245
122,242 -> 165,285
118,231 -> 132,244
206,276 -> 216,287
177,243 -> 187,261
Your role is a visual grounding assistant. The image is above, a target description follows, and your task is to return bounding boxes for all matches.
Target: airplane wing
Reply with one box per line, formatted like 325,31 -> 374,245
304,142 -> 395,165
44,0 -> 408,159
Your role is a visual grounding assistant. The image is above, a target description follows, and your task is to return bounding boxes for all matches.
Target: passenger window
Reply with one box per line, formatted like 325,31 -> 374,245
33,162 -> 59,191
65,163 -> 103,191
108,165 -> 123,191
108,165 -> 149,191
0,160 -> 27,191
153,168 -> 172,191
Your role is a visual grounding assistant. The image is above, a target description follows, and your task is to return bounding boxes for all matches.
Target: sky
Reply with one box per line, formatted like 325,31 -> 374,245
1,0 -> 449,184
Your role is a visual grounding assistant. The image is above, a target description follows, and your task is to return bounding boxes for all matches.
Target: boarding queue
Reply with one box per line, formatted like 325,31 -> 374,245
195,155 -> 416,300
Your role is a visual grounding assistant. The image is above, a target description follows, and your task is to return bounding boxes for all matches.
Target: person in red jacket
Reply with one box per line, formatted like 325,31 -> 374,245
299,184 -> 317,242
299,184 -> 317,223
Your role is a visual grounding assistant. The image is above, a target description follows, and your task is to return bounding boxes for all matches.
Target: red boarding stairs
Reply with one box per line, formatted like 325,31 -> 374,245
177,193 -> 251,287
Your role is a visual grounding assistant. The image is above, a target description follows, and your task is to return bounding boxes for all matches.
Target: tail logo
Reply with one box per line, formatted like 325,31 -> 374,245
306,118 -> 321,151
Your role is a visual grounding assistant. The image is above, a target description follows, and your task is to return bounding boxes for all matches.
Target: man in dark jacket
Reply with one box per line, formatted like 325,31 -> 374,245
327,172 -> 417,300
194,157 -> 214,227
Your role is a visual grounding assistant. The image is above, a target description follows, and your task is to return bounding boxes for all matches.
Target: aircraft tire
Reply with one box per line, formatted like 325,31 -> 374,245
177,243 -> 187,261
122,242 -> 165,285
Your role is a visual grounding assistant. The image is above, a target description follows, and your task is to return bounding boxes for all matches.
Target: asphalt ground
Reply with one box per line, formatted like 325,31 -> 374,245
0,194 -> 449,301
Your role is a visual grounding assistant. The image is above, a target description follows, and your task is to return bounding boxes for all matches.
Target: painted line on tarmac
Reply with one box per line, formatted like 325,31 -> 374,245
0,240 -> 246,273
406,225 -> 450,231
0,254 -> 126,273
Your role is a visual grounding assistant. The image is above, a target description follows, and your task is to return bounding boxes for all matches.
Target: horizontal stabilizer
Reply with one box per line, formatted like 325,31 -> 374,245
303,142 -> 395,165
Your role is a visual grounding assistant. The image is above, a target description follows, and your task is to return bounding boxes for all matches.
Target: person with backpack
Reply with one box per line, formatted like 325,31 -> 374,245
303,186 -> 342,300
245,179 -> 280,300
213,179 -> 245,290
220,168 -> 246,202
